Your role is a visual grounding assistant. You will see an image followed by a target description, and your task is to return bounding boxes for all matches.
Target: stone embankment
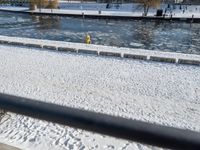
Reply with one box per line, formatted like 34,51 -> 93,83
0,35 -> 199,66
0,6 -> 200,22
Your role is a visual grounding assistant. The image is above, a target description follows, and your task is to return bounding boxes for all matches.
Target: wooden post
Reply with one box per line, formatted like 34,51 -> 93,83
191,14 -> 194,23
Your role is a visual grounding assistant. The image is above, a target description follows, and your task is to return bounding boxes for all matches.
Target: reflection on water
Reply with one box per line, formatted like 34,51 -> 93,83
31,15 -> 61,30
0,12 -> 200,54
135,25 -> 154,48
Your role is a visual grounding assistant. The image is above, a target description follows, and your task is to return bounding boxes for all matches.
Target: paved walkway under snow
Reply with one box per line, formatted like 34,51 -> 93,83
0,45 -> 199,150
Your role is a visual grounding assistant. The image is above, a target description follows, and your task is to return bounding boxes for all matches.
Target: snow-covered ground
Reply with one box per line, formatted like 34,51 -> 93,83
0,3 -> 200,18
0,44 -> 200,150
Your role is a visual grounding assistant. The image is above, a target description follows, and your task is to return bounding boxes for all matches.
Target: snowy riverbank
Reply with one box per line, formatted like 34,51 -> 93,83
0,44 -> 200,149
0,35 -> 200,65
0,3 -> 200,20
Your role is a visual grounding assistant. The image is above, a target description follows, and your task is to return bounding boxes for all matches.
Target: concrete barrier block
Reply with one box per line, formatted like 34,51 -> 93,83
123,54 -> 147,60
150,56 -> 176,63
180,18 -> 187,21
78,49 -> 98,55
178,59 -> 200,66
43,45 -> 57,50
58,47 -> 77,53
9,41 -> 24,46
99,51 -> 121,57
24,43 -> 43,48
0,40 -> 10,44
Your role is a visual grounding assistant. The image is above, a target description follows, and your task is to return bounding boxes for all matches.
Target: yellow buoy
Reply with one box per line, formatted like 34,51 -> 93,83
85,34 -> 91,44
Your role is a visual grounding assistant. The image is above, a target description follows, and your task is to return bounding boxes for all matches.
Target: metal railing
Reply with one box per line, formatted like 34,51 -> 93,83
0,93 -> 200,149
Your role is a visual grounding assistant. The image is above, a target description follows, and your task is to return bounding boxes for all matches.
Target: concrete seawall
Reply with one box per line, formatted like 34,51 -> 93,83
0,8 -> 200,23
0,35 -> 199,66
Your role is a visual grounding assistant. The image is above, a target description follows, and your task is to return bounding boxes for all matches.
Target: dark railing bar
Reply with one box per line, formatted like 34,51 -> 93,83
0,93 -> 200,150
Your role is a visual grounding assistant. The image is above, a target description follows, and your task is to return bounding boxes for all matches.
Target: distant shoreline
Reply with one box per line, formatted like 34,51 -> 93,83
1,8 -> 200,23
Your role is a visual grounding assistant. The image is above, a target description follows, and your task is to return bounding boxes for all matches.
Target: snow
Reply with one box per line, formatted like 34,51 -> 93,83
0,6 -> 29,12
0,44 -> 200,150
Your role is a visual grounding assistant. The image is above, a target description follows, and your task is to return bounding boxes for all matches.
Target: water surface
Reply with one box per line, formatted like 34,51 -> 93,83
0,12 -> 200,54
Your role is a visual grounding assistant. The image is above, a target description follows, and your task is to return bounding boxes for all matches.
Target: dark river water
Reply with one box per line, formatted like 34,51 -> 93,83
0,11 -> 200,54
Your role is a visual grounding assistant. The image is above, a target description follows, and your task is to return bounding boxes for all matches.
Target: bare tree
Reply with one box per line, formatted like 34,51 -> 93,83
30,0 -> 59,10
136,0 -> 160,16
46,0 -> 59,9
